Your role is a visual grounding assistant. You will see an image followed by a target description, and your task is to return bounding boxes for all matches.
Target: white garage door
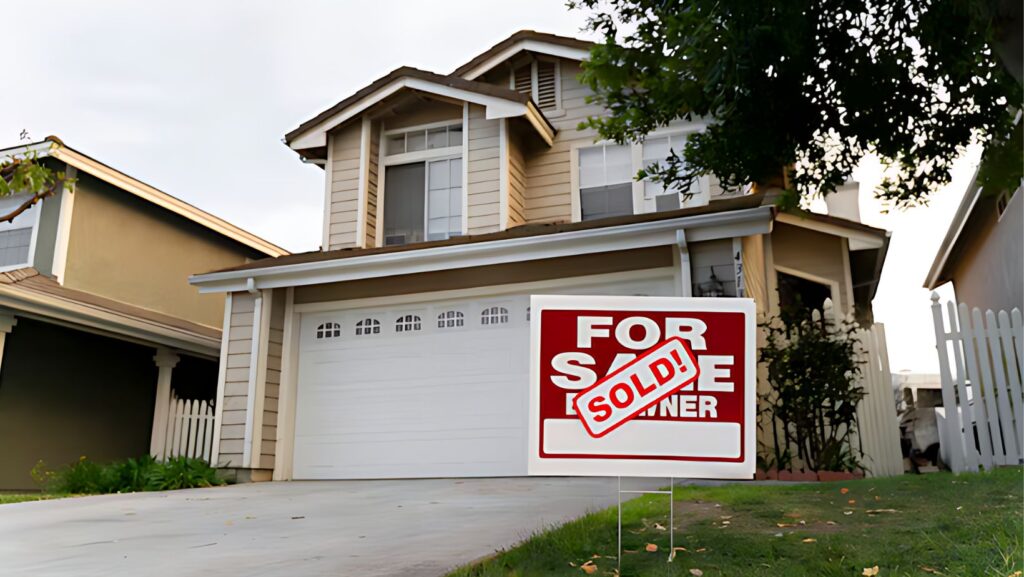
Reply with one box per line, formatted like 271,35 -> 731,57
292,275 -> 675,479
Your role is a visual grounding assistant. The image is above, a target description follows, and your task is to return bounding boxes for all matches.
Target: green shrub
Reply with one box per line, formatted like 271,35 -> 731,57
37,455 -> 223,495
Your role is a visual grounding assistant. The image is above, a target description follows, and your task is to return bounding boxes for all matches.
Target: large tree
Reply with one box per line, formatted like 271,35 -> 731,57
570,0 -> 1022,209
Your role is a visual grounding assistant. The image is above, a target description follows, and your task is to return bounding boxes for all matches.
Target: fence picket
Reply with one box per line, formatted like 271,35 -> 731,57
967,307 -> 1006,465
984,310 -> 1021,462
931,294 -> 966,472
956,304 -> 994,469
184,400 -> 197,458
996,310 -> 1024,456
946,301 -> 980,471
161,396 -> 215,463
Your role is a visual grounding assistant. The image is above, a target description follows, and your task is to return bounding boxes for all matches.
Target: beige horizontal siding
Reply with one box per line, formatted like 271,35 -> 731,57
257,289 -> 286,470
327,123 -> 363,251
218,291 -> 255,467
365,121 -> 380,247
466,104 -> 501,234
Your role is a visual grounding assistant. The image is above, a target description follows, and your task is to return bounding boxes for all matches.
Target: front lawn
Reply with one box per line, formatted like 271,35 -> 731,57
449,467 -> 1023,576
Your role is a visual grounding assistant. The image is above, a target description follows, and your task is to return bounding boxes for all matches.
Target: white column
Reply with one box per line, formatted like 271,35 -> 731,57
0,313 -> 18,372
150,348 -> 180,460
674,230 -> 693,297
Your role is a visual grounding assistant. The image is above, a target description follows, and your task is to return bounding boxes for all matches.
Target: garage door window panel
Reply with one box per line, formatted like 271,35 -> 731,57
354,318 -> 381,336
395,314 -> 422,333
315,322 -> 342,339
481,306 -> 509,326
437,310 -> 464,329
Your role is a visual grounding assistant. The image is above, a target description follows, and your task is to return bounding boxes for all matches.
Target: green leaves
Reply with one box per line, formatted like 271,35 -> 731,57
571,0 -> 1021,206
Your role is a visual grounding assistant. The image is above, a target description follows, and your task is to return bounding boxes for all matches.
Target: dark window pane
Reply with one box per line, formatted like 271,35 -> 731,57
777,271 -> 831,319
383,163 -> 425,246
655,193 -> 680,212
580,183 -> 633,221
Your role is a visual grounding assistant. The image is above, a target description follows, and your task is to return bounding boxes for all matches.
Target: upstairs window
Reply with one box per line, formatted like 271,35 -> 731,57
354,318 -> 381,336
382,122 -> 463,246
512,58 -> 560,112
578,143 -> 633,221
0,193 -> 39,271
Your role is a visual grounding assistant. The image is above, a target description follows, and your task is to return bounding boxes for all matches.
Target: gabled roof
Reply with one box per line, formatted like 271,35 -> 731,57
452,30 -> 595,79
924,172 -> 983,289
0,137 -> 288,258
284,66 -> 556,155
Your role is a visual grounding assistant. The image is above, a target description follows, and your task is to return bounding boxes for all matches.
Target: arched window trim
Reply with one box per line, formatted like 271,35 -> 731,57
315,322 -> 342,339
354,318 -> 382,336
481,306 -> 510,326
437,310 -> 465,329
395,314 -> 422,333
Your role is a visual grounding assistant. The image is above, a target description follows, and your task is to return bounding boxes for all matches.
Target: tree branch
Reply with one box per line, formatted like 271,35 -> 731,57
0,188 -> 52,224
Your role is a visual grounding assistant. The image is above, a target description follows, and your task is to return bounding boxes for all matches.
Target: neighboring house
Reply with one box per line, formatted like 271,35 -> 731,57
190,30 -> 889,482
0,137 -> 286,490
925,171 -> 1023,313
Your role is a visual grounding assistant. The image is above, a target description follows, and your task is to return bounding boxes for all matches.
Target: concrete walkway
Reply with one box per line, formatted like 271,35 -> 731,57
0,477 -> 656,577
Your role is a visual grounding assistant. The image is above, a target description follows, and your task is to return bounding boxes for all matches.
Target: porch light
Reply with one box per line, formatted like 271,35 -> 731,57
698,269 -> 726,298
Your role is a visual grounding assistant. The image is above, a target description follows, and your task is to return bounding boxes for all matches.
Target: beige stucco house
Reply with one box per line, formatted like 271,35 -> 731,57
191,31 -> 890,482
0,137 -> 286,490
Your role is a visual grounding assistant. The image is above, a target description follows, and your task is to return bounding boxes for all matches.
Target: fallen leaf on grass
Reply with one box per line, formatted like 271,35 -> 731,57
874,495 -> 882,501
920,567 -> 940,574
720,515 -> 733,520
825,521 -> 837,525
777,522 -> 796,528
840,487 -> 850,494
654,522 -> 666,531
865,509 -> 899,514
843,510 -> 854,516
689,570 -> 704,576
802,538 -> 817,543
645,543 -> 658,552
696,547 -> 707,553
623,549 -> 638,554
590,554 -> 601,559
848,499 -> 857,505
862,566 -> 879,576
672,547 -> 688,553
1008,571 -> 1022,577
580,560 -> 598,574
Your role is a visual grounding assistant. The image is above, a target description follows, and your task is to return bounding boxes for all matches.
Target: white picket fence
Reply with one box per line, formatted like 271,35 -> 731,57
159,397 -> 215,462
930,294 -> 1023,473
852,321 -> 905,477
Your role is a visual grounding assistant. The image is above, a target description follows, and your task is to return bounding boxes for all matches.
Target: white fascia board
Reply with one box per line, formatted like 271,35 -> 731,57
924,184 -> 982,289
0,286 -> 219,356
0,140 -> 57,159
776,212 -> 886,251
191,205 -> 774,293
461,40 -> 591,80
289,77 -> 535,151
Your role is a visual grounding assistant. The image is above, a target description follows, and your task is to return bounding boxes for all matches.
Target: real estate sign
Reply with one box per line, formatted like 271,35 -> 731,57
528,295 -> 756,479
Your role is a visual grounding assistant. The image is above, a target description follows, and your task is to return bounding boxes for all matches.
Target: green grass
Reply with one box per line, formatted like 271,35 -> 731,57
0,493 -> 71,505
449,467 -> 1023,577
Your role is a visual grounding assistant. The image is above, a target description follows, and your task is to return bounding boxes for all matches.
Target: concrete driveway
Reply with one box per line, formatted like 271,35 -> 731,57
0,477 -> 652,577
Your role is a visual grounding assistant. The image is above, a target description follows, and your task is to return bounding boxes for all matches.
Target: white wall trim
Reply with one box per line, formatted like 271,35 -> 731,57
321,132 -> 335,251
51,166 -> 77,284
289,76 -> 548,150
250,289 -> 273,469
273,287 -> 299,480
461,103 -> 470,236
294,267 -> 675,313
375,122 -> 387,248
355,116 -> 371,249
193,206 -> 774,294
210,292 -> 232,467
774,263 -> 843,313
498,118 -> 509,231
459,39 -> 590,80
242,290 -> 265,468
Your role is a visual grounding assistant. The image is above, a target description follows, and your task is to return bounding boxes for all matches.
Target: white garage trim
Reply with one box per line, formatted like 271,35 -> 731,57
293,267 -> 675,313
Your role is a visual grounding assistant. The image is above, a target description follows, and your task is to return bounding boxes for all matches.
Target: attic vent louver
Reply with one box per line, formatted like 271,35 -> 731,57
511,59 -> 560,112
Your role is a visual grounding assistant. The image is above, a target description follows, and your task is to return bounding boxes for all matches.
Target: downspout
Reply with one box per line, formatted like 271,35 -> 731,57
242,278 -> 262,468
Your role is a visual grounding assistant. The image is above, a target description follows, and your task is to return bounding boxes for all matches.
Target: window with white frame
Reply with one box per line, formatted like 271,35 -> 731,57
0,193 -> 39,270
383,122 -> 463,246
642,133 -> 704,212
354,318 -> 381,336
395,314 -> 421,333
511,58 -> 560,112
315,322 -> 342,339
578,143 -> 633,221
480,306 -> 509,326
437,310 -> 464,329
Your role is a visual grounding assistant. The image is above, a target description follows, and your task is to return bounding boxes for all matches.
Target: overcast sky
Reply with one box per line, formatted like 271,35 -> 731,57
3,0 -> 970,373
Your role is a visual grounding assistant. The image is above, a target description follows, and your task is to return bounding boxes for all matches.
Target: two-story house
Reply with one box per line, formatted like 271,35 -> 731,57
190,31 -> 890,482
0,136 -> 286,490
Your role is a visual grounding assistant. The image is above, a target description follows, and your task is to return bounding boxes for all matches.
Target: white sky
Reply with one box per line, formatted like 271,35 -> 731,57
1,0 -> 970,373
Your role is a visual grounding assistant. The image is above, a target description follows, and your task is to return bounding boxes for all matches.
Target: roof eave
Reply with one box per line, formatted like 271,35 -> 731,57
190,204 -> 775,293
924,181 -> 983,289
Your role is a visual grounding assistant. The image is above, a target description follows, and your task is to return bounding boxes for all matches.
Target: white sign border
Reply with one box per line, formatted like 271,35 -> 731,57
527,294 -> 757,479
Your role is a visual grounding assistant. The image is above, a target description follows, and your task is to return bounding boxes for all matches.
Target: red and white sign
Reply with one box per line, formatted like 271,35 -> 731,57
528,295 -> 756,479
572,337 -> 700,438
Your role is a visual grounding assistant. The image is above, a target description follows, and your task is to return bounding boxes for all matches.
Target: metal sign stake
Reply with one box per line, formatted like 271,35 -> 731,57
617,476 -> 677,574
